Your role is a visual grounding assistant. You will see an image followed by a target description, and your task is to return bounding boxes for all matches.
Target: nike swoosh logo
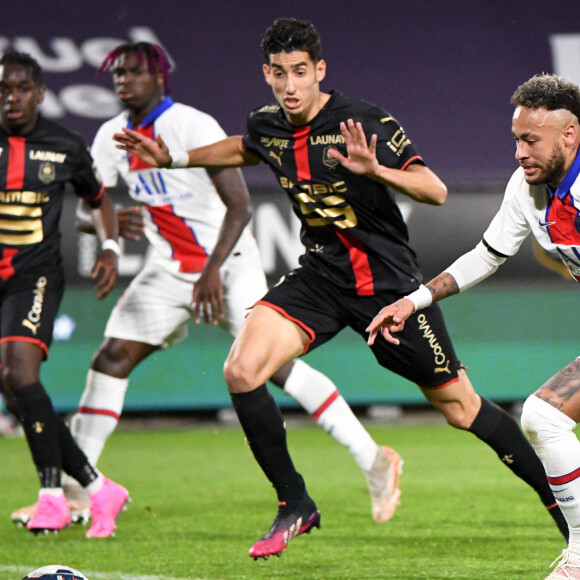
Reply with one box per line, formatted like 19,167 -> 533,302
539,220 -> 556,227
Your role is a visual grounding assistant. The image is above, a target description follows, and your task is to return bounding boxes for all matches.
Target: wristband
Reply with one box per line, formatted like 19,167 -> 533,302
404,284 -> 432,312
169,150 -> 189,169
102,238 -> 121,256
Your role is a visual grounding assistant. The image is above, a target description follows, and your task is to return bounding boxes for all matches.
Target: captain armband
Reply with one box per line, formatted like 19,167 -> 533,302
444,241 -> 506,292
169,150 -> 189,169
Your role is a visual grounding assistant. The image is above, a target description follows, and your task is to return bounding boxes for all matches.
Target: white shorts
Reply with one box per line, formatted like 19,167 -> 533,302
104,250 -> 268,348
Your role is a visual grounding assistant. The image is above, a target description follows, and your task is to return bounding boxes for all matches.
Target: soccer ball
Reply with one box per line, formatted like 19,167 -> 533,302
22,565 -> 89,580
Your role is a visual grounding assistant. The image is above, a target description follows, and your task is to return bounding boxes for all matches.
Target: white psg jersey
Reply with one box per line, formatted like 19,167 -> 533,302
91,98 -> 258,280
483,162 -> 580,282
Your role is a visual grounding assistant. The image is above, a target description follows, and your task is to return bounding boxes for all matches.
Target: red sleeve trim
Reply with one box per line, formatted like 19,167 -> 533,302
401,155 -> 423,171
83,184 -> 105,208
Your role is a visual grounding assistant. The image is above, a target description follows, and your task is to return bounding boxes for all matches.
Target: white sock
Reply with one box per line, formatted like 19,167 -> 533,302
39,487 -> 64,498
70,370 -> 129,466
522,395 -> 578,554
85,474 -> 104,496
283,359 -> 378,471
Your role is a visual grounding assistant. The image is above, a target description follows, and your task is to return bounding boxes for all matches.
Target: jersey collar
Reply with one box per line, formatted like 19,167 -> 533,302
126,96 -> 174,129
547,150 -> 580,199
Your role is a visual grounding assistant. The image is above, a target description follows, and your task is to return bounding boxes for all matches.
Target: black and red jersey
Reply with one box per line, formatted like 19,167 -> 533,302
242,90 -> 424,296
0,115 -> 102,280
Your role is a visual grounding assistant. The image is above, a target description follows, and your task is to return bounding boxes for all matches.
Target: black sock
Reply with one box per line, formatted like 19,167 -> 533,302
13,381 -> 62,488
469,397 -> 569,542
57,415 -> 98,488
231,385 -> 304,502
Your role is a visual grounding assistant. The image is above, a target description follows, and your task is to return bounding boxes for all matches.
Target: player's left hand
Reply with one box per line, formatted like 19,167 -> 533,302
366,298 -> 414,346
327,119 -> 380,177
91,250 -> 119,299
192,266 -> 225,325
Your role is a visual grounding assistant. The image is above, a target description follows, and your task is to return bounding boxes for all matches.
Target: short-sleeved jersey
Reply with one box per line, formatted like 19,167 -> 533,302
483,152 -> 580,283
92,97 -> 258,281
242,90 -> 425,296
0,116 -> 102,280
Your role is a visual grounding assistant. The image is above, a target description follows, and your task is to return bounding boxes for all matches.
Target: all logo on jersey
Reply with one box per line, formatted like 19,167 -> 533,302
38,161 -> 55,184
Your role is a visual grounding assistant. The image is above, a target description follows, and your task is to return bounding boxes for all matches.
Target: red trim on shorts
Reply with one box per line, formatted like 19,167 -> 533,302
0,336 -> 48,357
313,390 -> 340,419
77,406 -> 120,420
418,375 -> 459,390
547,468 -> 580,486
293,126 -> 311,181
400,155 -> 422,171
336,230 -> 374,296
255,300 -> 316,355
6,136 -> 26,189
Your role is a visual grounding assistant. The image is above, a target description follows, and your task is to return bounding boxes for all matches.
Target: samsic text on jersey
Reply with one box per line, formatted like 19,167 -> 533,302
0,116 -> 102,280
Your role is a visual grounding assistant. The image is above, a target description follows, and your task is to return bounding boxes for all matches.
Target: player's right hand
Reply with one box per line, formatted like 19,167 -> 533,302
113,129 -> 172,168
118,206 -> 145,241
192,266 -> 225,326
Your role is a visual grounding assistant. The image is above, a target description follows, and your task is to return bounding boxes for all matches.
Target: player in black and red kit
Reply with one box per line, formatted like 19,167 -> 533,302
115,18 -> 567,558
0,50 -> 128,538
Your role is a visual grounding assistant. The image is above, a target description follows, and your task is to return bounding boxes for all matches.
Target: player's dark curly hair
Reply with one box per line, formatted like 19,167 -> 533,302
511,74 -> 580,122
0,50 -> 43,85
97,42 -> 171,94
260,18 -> 322,64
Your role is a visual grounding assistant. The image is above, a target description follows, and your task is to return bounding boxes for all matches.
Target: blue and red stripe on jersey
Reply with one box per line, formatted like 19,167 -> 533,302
126,97 -> 175,170
146,205 -> 208,272
126,97 -> 209,272
544,151 -> 580,245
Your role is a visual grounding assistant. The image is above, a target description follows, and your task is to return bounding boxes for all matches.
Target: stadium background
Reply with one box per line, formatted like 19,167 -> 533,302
1,0 -> 578,412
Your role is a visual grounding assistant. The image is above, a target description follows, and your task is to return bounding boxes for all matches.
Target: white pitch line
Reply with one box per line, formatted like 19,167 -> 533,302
2,565 -> 208,580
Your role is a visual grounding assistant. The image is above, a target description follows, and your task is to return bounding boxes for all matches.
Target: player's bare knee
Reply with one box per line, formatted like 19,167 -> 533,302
2,363 -> 39,392
223,357 -> 257,393
437,403 -> 476,430
91,341 -> 133,377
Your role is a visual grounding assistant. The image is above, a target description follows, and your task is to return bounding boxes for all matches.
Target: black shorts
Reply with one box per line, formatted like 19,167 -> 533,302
259,269 -> 461,388
0,267 -> 64,358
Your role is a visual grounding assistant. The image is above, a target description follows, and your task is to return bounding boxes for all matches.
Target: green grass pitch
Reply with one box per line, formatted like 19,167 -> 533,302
0,420 -> 567,579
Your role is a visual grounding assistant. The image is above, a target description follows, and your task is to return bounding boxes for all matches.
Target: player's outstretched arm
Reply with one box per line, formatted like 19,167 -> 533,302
328,118 -> 447,205
113,131 -> 259,169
